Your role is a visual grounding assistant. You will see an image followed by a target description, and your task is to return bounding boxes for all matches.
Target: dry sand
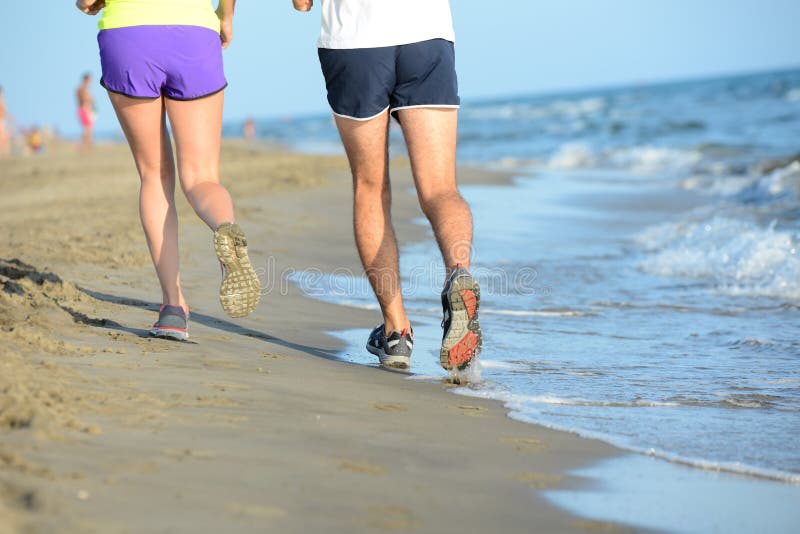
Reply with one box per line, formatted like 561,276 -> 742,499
0,142 -> 634,533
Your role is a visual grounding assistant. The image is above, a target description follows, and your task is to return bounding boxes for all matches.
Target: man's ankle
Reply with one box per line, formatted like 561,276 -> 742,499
444,262 -> 469,281
383,320 -> 412,336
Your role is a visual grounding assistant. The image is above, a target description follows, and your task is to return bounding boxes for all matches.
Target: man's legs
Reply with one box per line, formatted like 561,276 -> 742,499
334,112 -> 411,335
397,107 -> 481,370
396,108 -> 472,272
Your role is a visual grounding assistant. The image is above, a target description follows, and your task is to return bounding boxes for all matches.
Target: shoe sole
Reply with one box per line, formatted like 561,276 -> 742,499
440,272 -> 482,370
150,327 -> 189,342
366,343 -> 411,370
214,223 -> 261,318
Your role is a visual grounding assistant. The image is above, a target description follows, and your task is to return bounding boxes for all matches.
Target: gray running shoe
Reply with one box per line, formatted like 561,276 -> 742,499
440,265 -> 482,370
150,305 -> 189,341
366,324 -> 413,370
214,222 -> 260,318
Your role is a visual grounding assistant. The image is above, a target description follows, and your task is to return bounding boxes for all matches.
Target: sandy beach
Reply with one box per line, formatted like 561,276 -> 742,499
0,142 -> 633,533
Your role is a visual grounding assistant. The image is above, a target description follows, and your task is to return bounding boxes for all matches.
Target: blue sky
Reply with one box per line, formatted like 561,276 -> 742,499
1,1 -> 798,137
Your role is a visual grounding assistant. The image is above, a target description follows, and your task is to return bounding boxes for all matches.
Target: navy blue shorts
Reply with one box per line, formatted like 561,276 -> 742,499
318,39 -> 460,121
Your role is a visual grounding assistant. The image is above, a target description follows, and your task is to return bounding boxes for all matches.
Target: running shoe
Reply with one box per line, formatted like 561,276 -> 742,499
366,324 -> 413,370
150,305 -> 189,341
440,265 -> 482,370
213,222 -> 260,318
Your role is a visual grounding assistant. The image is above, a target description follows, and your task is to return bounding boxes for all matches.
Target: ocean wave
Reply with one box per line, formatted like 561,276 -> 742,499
546,143 -> 597,169
481,308 -> 590,318
478,360 -> 523,371
678,163 -> 800,202
680,174 -> 756,196
727,337 -> 778,350
733,160 -> 800,204
718,394 -> 782,410
636,216 -> 800,300
459,390 -> 680,409
607,146 -> 702,174
785,88 -> 800,102
464,96 -> 607,122
546,143 -> 702,174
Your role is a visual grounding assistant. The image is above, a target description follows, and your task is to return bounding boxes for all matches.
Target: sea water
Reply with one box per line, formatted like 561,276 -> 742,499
251,68 -> 800,528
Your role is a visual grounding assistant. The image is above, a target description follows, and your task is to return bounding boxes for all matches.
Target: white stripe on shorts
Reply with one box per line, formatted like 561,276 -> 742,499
331,105 -> 390,122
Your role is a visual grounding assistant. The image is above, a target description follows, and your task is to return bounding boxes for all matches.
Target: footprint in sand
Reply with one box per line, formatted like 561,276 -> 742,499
206,414 -> 249,425
360,505 -> 420,531
205,334 -> 232,342
163,448 -> 216,461
515,472 -> 563,489
226,503 -> 287,520
204,382 -> 252,392
498,437 -> 547,453
373,403 -> 407,412
337,459 -> 386,475
451,404 -> 488,417
191,395 -> 244,408
202,360 -> 241,370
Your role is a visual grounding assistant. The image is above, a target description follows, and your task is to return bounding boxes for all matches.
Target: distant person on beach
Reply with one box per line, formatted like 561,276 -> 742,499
76,0 -> 261,340
0,86 -> 10,156
243,117 -> 255,142
293,0 -> 482,371
76,73 -> 96,150
28,126 -> 44,153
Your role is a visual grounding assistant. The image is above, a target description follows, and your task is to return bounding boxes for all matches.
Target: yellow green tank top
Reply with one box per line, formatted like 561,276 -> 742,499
98,0 -> 220,33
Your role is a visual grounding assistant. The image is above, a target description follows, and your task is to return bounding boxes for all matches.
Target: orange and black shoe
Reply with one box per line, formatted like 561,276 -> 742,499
440,265 -> 482,370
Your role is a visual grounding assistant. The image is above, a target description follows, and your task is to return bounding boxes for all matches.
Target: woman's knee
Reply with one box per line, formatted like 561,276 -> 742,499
139,167 -> 175,186
179,169 -> 220,192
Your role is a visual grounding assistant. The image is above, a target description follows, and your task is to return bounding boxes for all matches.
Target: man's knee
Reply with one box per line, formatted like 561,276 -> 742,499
354,173 -> 391,205
418,188 -> 464,218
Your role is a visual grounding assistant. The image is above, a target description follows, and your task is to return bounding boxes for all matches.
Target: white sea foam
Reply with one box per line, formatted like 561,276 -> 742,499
696,160 -> 800,202
546,143 -> 702,174
481,308 -> 588,318
636,216 -> 800,300
548,97 -> 607,118
748,160 -> 800,201
478,360 -> 524,371
411,306 -> 588,318
679,174 -> 758,197
785,88 -> 800,102
547,143 -> 597,169
606,146 -> 702,174
466,97 -> 607,122
455,389 -> 679,409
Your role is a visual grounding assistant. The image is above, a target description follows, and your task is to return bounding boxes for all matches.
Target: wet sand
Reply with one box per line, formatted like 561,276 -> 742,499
0,142 -> 632,533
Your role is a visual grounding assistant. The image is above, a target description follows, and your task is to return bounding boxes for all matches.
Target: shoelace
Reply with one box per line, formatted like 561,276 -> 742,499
441,309 -> 450,329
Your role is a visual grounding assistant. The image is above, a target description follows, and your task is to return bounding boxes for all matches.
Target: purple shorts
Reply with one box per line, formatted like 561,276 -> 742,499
98,25 -> 227,100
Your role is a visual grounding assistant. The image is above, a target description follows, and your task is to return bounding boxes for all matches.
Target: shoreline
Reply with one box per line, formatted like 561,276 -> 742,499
1,142 -> 634,533
306,165 -> 800,487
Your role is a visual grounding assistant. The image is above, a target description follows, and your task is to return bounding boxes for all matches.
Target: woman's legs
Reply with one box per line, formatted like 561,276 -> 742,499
165,90 -> 260,318
107,92 -> 186,310
164,91 -> 234,230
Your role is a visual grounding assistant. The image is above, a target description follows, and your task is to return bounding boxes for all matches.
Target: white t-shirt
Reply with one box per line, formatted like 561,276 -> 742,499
317,0 -> 455,49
